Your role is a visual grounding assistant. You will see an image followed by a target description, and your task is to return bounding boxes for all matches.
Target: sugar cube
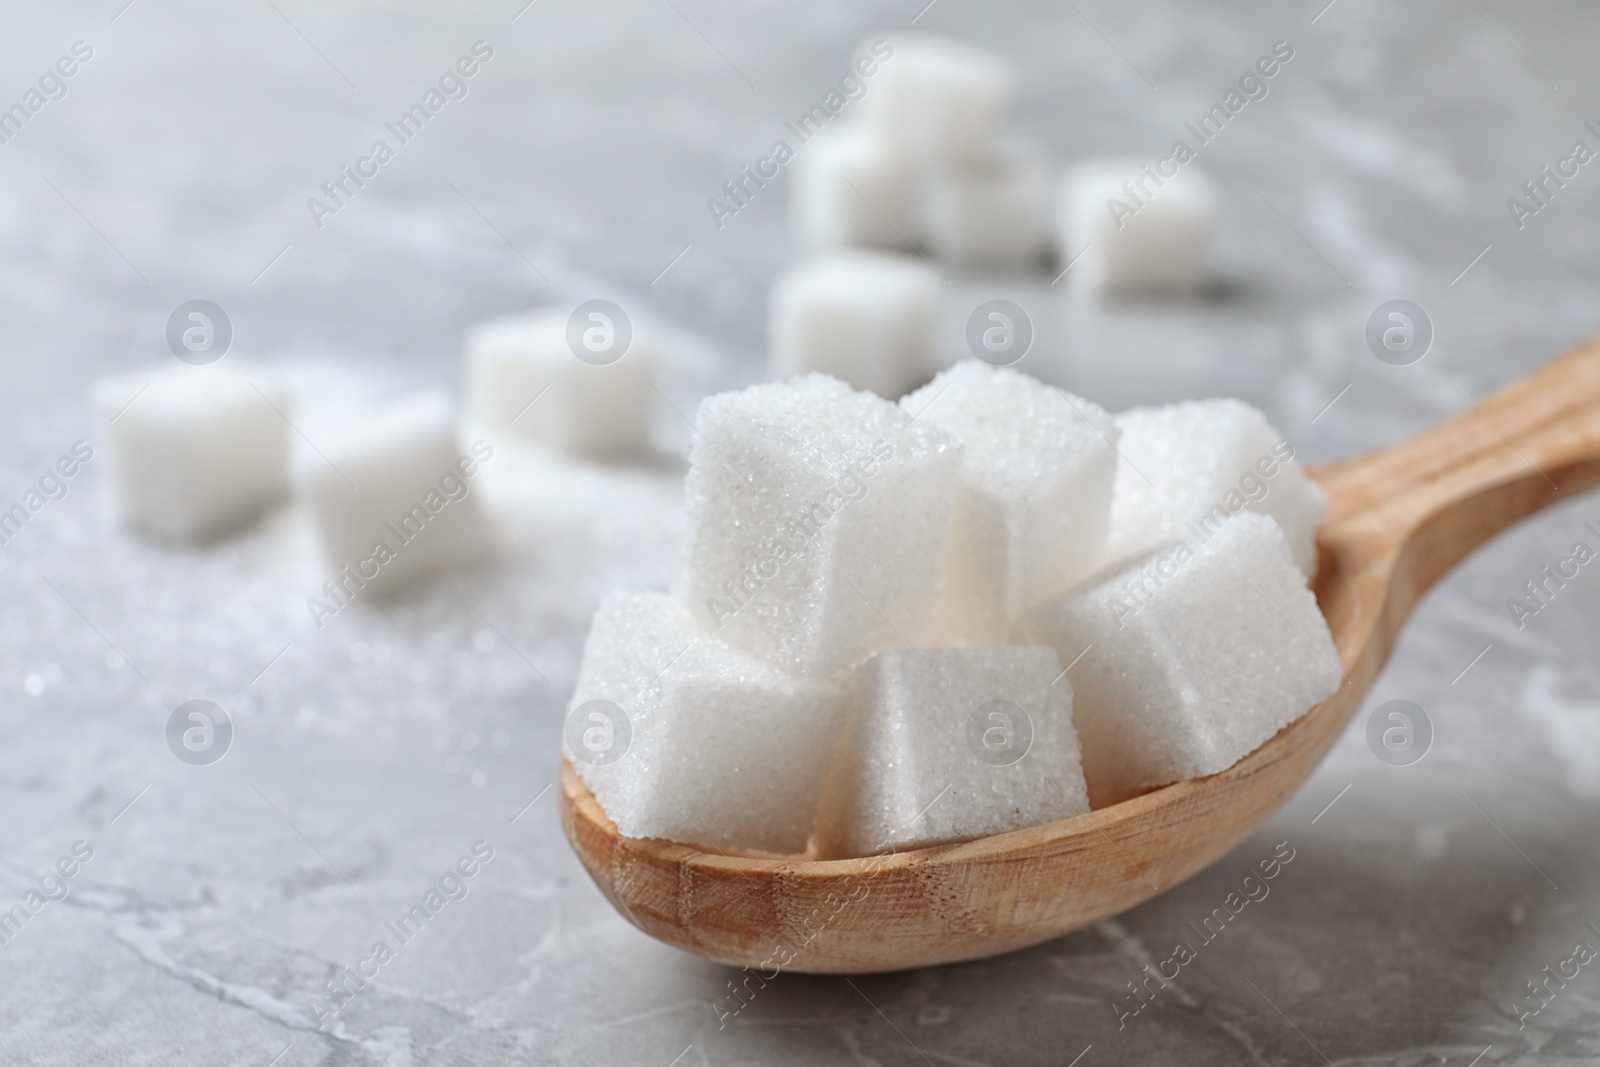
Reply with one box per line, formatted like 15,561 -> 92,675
90,361 -> 291,541
1058,159 -> 1217,297
813,646 -> 1088,858
566,591 -> 850,855
901,362 -> 1119,645
768,251 -> 941,399
863,34 -> 1014,163
676,374 -> 961,677
922,147 -> 1049,268
1106,399 -> 1324,576
791,123 -> 921,251
300,394 -> 494,596
1022,512 -> 1342,806
465,306 -> 652,456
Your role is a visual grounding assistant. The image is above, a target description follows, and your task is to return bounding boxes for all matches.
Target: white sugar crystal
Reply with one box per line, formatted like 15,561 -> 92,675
901,362 -> 1119,645
813,646 -> 1087,858
1058,159 -> 1216,297
90,361 -> 290,541
567,591 -> 849,855
465,307 -> 652,456
300,394 -> 494,595
1023,512 -> 1341,805
677,374 -> 961,677
768,251 -> 941,399
862,34 -> 1014,163
791,124 -> 921,251
1107,399 -> 1324,576
922,147 -> 1049,267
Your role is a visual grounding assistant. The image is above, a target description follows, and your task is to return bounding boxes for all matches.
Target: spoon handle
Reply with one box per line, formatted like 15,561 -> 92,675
1310,334 -> 1600,661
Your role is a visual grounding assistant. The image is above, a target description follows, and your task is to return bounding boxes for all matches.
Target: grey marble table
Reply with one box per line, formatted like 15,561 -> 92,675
2,0 -> 1599,1063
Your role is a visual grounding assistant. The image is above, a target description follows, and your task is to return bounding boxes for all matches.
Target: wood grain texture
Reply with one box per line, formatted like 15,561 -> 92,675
560,336 -> 1600,974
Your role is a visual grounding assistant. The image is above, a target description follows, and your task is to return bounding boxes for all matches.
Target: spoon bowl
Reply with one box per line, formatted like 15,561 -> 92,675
561,337 -> 1600,973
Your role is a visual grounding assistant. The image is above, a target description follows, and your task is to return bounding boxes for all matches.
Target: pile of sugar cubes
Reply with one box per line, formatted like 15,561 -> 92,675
792,34 -> 1046,270
566,361 -> 1341,857
789,31 -> 1218,294
773,35 -> 1219,399
89,303 -> 653,594
775,34 -> 1044,398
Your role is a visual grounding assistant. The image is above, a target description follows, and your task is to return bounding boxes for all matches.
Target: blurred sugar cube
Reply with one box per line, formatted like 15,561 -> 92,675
1107,399 -> 1325,576
1058,159 -> 1216,297
768,251 -> 941,399
902,362 -> 1119,644
792,124 -> 921,251
566,591 -> 850,855
1023,512 -> 1341,806
863,34 -> 1014,163
676,375 -> 961,677
90,361 -> 290,541
922,147 -> 1048,267
300,394 -> 493,596
465,306 -> 652,457
813,646 -> 1087,858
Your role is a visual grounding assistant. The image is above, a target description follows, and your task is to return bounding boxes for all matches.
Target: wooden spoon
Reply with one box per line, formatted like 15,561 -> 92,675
560,336 -> 1600,974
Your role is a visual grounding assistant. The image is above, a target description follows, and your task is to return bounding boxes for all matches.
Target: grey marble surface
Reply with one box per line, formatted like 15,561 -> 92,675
2,0 -> 1600,1063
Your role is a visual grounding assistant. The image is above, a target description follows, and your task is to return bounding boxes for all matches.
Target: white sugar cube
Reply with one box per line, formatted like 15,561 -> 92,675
901,362 -> 1119,645
90,361 -> 290,541
923,147 -> 1049,268
1023,512 -> 1341,806
465,307 -> 652,457
791,124 -> 921,251
863,34 -> 1014,163
1058,159 -> 1216,297
768,251 -> 941,399
1107,399 -> 1325,576
676,374 -> 961,677
300,394 -> 494,596
813,646 -> 1088,858
567,591 -> 850,855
